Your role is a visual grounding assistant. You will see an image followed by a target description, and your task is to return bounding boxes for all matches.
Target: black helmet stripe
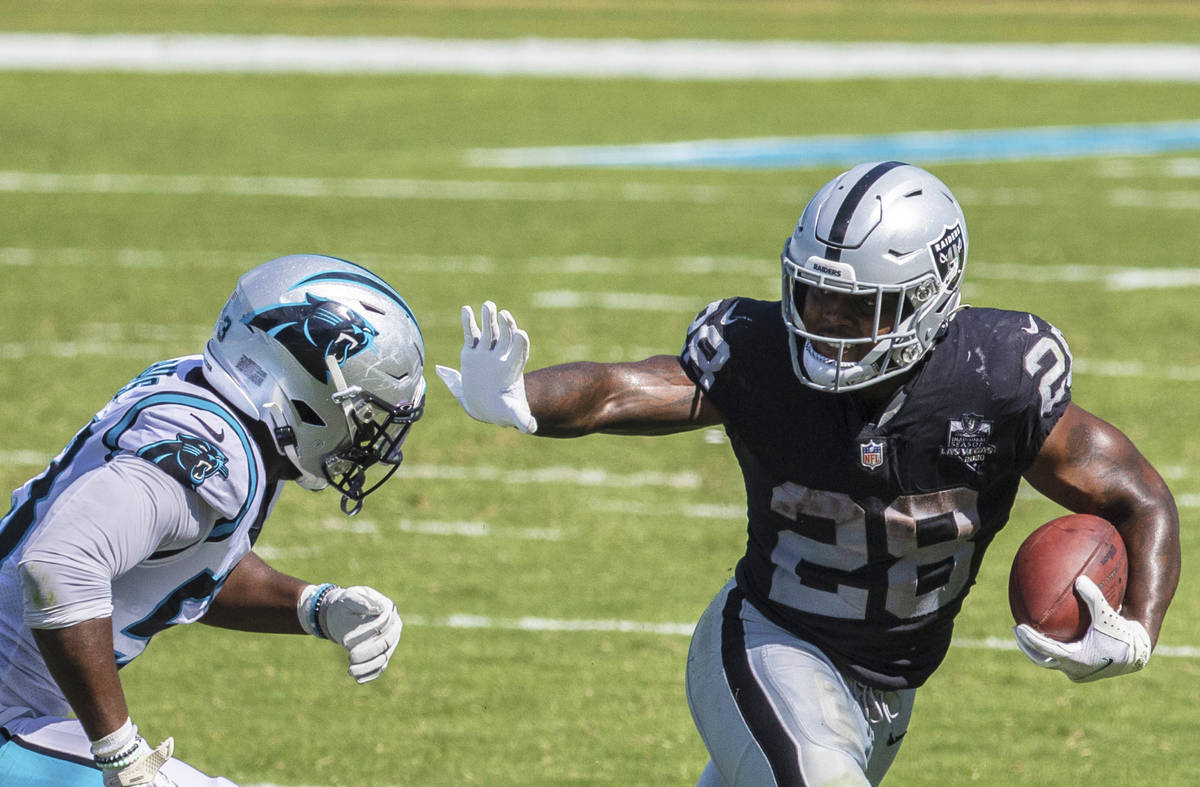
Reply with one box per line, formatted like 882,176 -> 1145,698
825,160 -> 906,261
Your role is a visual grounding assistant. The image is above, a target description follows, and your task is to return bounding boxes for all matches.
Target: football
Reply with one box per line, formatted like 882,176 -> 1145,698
1008,513 -> 1128,642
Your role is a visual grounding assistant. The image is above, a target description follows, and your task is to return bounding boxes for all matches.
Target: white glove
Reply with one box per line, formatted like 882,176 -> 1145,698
299,583 -> 403,683
1013,575 -> 1151,682
92,718 -> 177,786
435,301 -> 538,434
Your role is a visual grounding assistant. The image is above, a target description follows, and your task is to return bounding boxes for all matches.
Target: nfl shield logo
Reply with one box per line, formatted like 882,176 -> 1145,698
860,440 -> 885,470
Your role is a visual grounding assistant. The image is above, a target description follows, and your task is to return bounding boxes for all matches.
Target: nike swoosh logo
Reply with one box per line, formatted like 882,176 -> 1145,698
1022,314 -> 1039,334
1082,657 -> 1115,679
190,413 -> 226,442
719,303 -> 750,326
887,731 -> 907,746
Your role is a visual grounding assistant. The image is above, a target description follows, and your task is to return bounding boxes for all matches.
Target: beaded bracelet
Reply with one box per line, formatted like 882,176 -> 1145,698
308,583 -> 337,640
91,718 -> 143,771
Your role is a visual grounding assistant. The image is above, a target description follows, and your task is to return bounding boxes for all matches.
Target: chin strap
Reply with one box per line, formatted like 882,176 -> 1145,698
327,356 -> 369,428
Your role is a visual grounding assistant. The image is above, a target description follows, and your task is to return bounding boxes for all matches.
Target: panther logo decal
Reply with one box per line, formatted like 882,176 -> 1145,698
245,293 -> 378,382
137,433 -> 230,489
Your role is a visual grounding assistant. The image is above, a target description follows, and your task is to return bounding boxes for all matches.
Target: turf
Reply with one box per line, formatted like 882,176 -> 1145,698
1,4 -> 1198,784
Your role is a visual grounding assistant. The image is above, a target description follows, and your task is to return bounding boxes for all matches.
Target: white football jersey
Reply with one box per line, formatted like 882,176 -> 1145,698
0,356 -> 283,716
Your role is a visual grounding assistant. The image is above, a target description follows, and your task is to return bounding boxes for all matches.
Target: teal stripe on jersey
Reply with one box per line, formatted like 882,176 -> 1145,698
0,423 -> 95,561
101,393 -> 258,541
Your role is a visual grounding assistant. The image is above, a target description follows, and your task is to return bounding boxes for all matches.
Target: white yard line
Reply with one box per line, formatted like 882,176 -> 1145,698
0,171 -> 763,204
405,613 -> 1199,658
0,452 -> 696,490
5,170 -> 1200,211
4,455 -> 1198,510
7,247 -> 1200,291
531,290 -> 703,311
595,499 -> 744,520
1108,187 -> 1200,210
319,516 -> 564,541
1,35 -> 1199,81
402,462 -> 700,489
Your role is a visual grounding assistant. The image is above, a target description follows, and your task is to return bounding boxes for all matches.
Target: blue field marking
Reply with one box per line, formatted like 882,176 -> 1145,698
468,120 -> 1200,170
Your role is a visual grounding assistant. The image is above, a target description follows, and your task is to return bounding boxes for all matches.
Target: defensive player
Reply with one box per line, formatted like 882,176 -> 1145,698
436,162 -> 1181,785
0,254 -> 424,785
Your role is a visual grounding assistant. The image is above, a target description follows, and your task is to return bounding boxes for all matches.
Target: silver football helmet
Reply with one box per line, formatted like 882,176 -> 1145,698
781,161 -> 967,392
203,254 -> 425,514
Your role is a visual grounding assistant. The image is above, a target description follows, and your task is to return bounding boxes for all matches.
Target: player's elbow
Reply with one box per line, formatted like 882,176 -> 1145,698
1111,452 -> 1178,535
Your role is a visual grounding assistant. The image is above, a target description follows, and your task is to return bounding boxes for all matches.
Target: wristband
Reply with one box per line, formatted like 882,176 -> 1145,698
298,583 -> 337,640
91,717 -> 146,770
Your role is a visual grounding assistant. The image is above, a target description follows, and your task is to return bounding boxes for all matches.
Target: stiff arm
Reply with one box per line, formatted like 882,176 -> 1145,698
525,355 -> 724,437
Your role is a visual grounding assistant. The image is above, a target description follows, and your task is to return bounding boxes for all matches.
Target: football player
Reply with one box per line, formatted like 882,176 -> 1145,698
436,162 -> 1181,785
0,254 -> 424,785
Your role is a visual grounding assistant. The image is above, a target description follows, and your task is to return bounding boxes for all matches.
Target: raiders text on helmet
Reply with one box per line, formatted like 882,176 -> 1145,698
202,254 -> 425,513
781,161 -> 967,392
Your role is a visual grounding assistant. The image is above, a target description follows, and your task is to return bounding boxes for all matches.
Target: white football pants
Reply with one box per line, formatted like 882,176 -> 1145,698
0,716 -> 237,785
686,581 -> 915,786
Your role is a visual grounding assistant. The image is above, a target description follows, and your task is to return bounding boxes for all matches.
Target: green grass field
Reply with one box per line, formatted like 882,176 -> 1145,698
1,3 -> 1198,784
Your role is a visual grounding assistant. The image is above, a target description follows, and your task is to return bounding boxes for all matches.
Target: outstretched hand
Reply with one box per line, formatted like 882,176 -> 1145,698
435,301 -> 538,434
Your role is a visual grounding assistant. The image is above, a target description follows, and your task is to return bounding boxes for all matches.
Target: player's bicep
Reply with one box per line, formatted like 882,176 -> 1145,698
19,454 -> 203,628
1023,403 -> 1165,525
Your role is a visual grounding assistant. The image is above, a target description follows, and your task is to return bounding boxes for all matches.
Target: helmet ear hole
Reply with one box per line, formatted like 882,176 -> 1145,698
291,399 -> 326,427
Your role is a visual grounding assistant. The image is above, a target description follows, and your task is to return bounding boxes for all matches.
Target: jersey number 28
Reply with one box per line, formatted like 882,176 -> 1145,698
768,483 -> 981,621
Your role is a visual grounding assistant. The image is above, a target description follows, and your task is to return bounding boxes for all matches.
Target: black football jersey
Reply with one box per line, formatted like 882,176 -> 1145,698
679,298 -> 1072,689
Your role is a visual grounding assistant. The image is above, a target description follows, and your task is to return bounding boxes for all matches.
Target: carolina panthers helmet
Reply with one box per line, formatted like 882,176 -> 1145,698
781,161 -> 967,392
203,254 -> 425,514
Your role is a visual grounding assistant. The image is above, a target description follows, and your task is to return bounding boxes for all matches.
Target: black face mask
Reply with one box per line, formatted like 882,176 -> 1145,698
322,393 -> 424,516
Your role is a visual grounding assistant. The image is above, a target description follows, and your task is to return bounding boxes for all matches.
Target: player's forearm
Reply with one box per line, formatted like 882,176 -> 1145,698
31,618 -> 130,740
526,356 -> 715,437
525,362 -> 626,436
1078,437 -> 1180,646
202,551 -> 307,634
1111,486 -> 1180,646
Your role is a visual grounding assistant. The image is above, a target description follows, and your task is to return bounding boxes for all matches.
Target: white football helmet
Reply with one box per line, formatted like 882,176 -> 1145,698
203,254 -> 425,514
781,161 -> 967,392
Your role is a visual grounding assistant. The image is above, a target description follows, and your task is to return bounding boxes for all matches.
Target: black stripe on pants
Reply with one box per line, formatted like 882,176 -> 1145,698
720,587 -> 806,786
